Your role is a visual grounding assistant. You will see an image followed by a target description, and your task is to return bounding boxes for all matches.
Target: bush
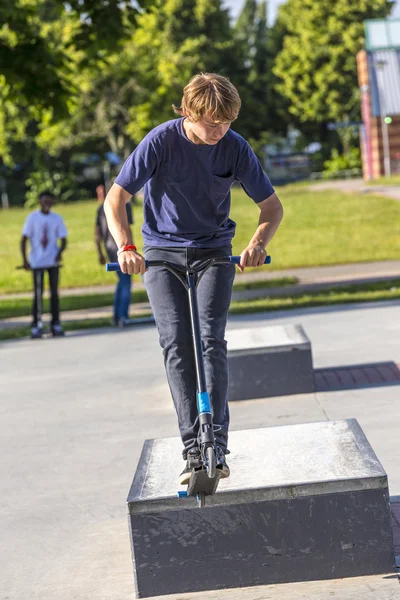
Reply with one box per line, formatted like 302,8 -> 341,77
24,167 -> 89,208
323,147 -> 361,177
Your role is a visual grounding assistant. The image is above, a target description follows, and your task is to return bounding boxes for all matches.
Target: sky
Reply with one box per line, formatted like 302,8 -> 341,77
222,0 -> 286,24
222,0 -> 400,25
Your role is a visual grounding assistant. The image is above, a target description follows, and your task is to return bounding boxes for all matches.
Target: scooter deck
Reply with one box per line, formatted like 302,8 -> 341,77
187,468 -> 221,497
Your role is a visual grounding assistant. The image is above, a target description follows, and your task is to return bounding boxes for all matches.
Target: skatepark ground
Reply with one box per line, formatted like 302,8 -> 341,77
1,299 -> 400,599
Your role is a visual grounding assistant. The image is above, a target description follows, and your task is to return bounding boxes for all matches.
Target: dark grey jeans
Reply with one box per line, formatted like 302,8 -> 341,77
143,245 -> 235,457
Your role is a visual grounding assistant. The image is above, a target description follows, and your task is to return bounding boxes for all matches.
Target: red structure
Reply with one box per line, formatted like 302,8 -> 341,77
357,19 -> 400,180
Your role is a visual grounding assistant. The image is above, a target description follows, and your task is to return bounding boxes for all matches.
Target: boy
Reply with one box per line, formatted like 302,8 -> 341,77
21,191 -> 68,338
104,73 -> 284,484
94,184 -> 135,327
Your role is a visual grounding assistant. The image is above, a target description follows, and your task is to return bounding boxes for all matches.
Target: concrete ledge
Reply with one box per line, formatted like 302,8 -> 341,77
126,419 -> 395,597
227,324 -> 314,400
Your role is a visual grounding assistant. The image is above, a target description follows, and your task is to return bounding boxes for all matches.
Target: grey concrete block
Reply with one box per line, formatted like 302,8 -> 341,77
227,324 -> 314,400
126,419 -> 395,598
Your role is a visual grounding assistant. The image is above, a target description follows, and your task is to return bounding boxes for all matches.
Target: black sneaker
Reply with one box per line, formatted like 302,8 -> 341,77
31,325 -> 43,339
179,447 -> 201,486
51,323 -> 64,337
216,446 -> 230,479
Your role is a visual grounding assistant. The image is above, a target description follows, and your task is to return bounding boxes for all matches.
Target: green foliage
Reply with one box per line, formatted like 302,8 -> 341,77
36,54 -> 140,160
21,0 -> 244,163
322,147 -> 361,176
24,165 -> 89,208
125,0 -> 239,144
0,1 -> 72,119
6,0 -> 387,199
247,131 -> 271,163
0,0 -> 154,163
273,0 -> 392,125
233,1 -> 286,140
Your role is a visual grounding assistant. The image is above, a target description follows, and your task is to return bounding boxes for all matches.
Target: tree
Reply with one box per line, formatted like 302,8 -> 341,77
273,0 -> 392,126
230,0 -> 290,161
9,0 -> 241,158
0,0 -> 155,163
0,0 -> 154,110
0,2 -> 71,120
123,0 -> 243,144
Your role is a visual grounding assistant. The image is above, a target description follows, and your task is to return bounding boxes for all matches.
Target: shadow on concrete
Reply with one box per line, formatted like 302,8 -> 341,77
315,362 -> 400,392
390,498 -> 400,561
67,316 -> 155,339
229,298 -> 400,324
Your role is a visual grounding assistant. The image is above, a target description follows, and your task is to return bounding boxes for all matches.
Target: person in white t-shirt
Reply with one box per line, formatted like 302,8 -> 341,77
21,191 -> 68,338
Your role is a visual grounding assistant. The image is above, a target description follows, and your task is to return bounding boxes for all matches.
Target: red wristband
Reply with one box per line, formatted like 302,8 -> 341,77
117,244 -> 137,256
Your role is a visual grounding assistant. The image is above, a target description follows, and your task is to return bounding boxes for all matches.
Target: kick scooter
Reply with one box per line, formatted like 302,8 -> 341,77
106,254 -> 271,507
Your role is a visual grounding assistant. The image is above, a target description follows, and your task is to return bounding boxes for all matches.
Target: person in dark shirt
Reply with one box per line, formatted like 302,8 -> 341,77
95,184 -> 134,326
103,73 -> 284,483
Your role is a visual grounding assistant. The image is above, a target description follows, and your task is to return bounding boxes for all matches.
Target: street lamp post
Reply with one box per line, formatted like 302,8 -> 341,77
374,60 -> 391,178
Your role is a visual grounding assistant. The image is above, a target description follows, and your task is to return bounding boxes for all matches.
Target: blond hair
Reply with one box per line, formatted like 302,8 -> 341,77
173,73 -> 241,123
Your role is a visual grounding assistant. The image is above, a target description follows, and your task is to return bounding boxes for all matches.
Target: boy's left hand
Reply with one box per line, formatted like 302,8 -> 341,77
238,244 -> 267,272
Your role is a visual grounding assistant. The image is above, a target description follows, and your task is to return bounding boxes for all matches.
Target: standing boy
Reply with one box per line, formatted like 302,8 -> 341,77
21,191 -> 68,338
95,184 -> 135,326
104,73 -> 284,483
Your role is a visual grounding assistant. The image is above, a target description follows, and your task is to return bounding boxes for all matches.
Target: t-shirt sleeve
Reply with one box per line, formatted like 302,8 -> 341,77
22,214 -> 32,237
57,217 -> 68,239
126,201 -> 133,225
114,136 -> 158,195
235,141 -> 275,203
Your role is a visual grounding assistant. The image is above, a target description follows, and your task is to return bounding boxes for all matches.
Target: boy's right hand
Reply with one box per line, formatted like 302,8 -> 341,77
118,250 -> 147,275
23,259 -> 30,271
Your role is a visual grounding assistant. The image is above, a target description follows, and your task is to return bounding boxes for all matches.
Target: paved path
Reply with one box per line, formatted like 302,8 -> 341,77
2,260 -> 400,330
0,302 -> 153,329
1,300 -> 400,599
2,259 -> 400,301
308,178 -> 400,202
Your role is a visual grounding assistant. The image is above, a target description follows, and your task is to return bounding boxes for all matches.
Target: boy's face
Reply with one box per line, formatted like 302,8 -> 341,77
190,114 -> 231,145
39,195 -> 55,214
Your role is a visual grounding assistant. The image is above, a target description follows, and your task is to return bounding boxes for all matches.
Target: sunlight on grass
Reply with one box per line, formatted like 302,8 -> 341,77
1,183 -> 400,293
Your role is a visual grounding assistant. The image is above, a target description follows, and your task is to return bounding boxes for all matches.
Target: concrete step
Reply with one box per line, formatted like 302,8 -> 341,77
227,324 -> 314,399
126,419 -> 395,597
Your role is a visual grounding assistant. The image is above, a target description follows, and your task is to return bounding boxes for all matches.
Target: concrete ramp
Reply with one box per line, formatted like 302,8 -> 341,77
227,324 -> 314,399
127,419 -> 395,597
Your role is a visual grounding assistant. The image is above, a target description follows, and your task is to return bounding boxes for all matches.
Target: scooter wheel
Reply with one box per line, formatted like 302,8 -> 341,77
206,446 -> 216,479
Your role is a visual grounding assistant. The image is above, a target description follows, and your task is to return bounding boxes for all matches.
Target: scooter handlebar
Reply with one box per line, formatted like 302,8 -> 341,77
106,255 -> 271,272
106,262 -> 127,272
228,255 -> 271,265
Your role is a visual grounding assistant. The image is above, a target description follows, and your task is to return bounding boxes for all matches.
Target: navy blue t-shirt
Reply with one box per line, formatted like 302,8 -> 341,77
115,118 -> 274,247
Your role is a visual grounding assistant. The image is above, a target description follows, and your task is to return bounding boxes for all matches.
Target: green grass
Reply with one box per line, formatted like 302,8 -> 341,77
1,183 -> 400,293
0,277 -> 297,319
2,279 -> 400,342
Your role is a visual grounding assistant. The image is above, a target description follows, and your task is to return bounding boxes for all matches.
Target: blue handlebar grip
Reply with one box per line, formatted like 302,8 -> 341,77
105,261 -> 149,272
106,263 -> 120,272
230,255 -> 271,265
